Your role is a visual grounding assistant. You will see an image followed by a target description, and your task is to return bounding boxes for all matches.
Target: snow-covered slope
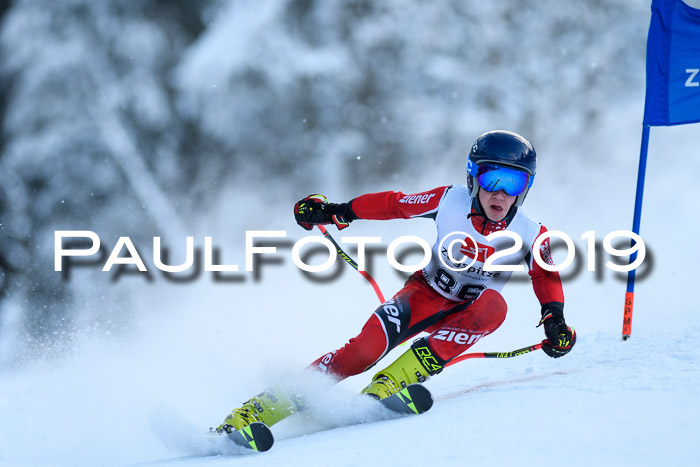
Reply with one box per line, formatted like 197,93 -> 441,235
1,318 -> 697,466
1,1 -> 700,465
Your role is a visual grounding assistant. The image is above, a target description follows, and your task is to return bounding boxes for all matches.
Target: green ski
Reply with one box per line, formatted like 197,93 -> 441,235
221,384 -> 430,453
379,384 -> 433,415
227,421 -> 274,452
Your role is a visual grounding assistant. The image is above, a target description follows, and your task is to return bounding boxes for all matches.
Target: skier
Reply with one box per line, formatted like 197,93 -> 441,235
216,130 -> 575,434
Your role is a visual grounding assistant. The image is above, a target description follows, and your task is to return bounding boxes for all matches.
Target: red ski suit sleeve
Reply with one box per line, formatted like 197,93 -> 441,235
349,186 -> 449,220
528,224 -> 565,305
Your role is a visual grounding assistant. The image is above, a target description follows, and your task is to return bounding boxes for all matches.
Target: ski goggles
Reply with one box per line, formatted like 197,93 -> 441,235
470,163 -> 532,196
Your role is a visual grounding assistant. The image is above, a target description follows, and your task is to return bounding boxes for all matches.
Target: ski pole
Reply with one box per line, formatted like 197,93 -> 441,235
317,225 -> 386,303
445,342 -> 543,367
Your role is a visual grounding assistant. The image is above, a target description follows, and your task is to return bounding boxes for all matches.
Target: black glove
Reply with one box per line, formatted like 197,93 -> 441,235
537,302 -> 575,358
294,194 -> 356,231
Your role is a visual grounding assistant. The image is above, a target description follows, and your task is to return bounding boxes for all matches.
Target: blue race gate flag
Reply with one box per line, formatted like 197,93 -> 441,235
625,0 -> 700,340
643,0 -> 700,126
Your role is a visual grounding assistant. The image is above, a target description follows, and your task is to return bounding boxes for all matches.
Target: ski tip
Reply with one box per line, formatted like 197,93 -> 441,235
227,422 -> 274,452
410,384 -> 434,412
380,383 -> 434,415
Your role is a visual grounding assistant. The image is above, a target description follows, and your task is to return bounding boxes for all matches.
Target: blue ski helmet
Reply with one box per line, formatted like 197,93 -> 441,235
466,130 -> 537,206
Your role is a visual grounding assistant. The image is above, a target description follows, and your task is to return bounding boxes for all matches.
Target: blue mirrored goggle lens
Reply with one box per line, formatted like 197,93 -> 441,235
476,164 -> 530,196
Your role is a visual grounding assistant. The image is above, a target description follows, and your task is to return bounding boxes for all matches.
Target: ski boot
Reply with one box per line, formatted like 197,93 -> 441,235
216,386 -> 304,434
361,338 -> 445,400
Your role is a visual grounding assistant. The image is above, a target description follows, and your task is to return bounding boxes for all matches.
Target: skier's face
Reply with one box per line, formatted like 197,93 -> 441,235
478,188 -> 516,222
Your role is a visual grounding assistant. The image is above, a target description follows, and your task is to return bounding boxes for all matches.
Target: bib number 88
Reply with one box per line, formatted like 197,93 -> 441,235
434,267 -> 485,301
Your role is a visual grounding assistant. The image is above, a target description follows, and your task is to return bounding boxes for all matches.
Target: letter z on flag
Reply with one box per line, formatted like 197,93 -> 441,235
643,0 -> 700,126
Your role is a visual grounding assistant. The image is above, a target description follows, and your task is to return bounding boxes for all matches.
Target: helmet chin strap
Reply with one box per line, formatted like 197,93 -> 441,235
513,191 -> 527,207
